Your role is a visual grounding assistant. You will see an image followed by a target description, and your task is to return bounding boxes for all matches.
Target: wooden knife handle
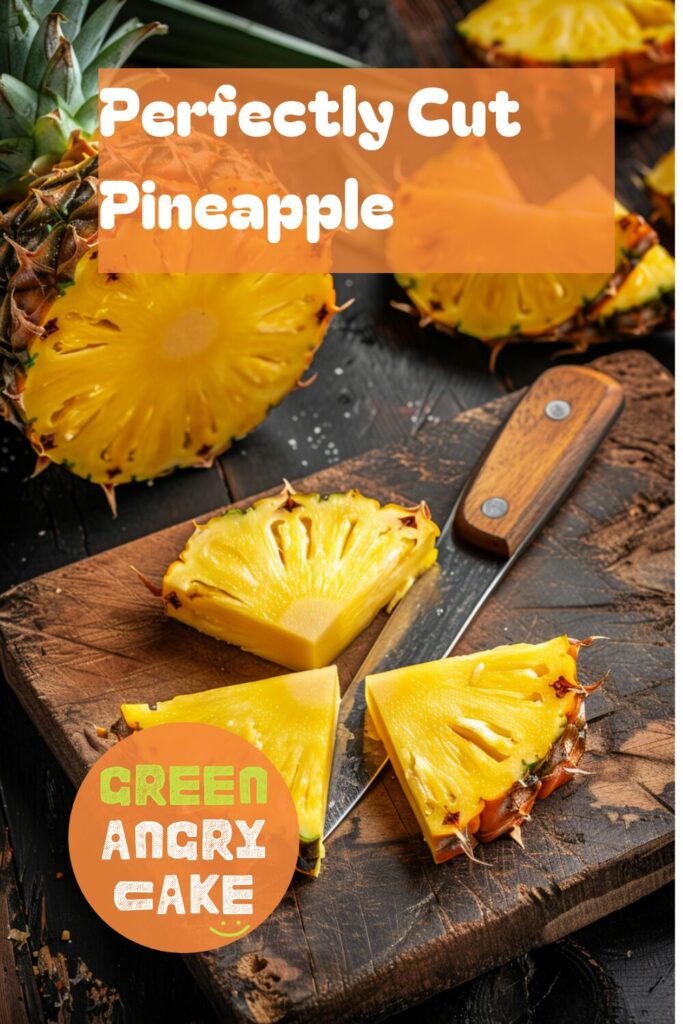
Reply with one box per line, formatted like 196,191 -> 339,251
454,365 -> 624,559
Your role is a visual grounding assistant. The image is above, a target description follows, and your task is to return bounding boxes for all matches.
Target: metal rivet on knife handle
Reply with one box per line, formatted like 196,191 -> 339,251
545,399 -> 572,421
481,497 -> 508,519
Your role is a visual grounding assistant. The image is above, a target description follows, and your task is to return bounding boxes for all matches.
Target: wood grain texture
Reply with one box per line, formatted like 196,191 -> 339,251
0,817 -> 37,1024
455,365 -> 625,557
0,349 -> 673,1023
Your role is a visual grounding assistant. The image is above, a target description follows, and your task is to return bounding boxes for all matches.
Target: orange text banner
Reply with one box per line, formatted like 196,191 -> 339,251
98,67 -> 615,274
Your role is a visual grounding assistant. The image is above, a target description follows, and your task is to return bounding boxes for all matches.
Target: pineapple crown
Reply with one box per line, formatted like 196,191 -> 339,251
0,0 -> 167,200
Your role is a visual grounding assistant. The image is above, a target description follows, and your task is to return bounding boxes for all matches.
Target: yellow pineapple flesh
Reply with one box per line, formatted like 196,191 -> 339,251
458,0 -> 674,63
19,255 -> 335,486
396,205 -> 673,360
122,666 -> 340,876
645,149 -> 675,227
366,637 -> 591,863
457,0 -> 675,123
161,487 -> 439,671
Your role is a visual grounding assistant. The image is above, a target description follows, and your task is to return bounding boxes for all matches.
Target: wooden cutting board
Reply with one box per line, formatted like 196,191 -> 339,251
0,349 -> 673,1024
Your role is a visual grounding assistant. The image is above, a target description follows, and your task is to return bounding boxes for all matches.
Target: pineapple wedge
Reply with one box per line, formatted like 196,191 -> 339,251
122,666 -> 340,876
366,637 -> 595,863
162,486 -> 439,670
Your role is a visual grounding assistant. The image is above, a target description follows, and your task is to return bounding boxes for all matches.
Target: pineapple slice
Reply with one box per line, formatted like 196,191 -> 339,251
396,206 -> 673,363
366,637 -> 594,863
162,487 -> 439,671
122,666 -> 339,876
457,0 -> 674,124
645,149 -> 675,227
18,255 -> 335,487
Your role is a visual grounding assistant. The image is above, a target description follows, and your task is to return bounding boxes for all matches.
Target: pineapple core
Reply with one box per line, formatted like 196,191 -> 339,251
162,489 -> 439,670
122,666 -> 340,876
366,636 -> 586,863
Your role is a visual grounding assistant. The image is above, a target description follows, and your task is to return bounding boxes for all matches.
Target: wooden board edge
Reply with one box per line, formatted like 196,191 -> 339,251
185,838 -> 673,1024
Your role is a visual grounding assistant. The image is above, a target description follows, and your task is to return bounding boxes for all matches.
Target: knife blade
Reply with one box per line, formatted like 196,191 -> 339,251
324,364 -> 624,839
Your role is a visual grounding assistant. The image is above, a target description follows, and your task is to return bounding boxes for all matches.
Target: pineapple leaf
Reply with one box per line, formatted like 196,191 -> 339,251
81,20 -> 168,97
23,11 -> 64,91
0,0 -> 41,79
0,137 -> 34,190
73,0 -> 126,69
130,0 -> 362,68
73,94 -> 98,134
102,16 -> 148,49
37,36 -> 84,118
54,0 -> 87,41
0,74 -> 38,136
33,107 -> 72,158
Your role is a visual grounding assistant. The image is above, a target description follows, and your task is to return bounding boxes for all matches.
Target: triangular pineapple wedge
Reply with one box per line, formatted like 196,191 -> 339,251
161,486 -> 439,670
366,637 -> 595,863
121,666 -> 340,876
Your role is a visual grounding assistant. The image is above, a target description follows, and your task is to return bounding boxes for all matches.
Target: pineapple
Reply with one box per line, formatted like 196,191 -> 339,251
0,145 -> 337,508
645,149 -> 675,227
396,204 -> 674,367
366,636 -> 598,863
121,666 -> 340,876
0,1 -> 338,509
0,0 -> 167,199
159,484 -> 439,671
457,0 -> 675,124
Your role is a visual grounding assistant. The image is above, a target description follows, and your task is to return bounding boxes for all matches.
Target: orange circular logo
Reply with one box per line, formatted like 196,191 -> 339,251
68,723 -> 299,953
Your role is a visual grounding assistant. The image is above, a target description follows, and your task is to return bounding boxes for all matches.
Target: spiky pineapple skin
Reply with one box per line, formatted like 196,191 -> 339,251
0,144 -> 99,429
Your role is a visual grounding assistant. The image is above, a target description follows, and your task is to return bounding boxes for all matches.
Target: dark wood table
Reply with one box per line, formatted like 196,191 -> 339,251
0,2 -> 674,1021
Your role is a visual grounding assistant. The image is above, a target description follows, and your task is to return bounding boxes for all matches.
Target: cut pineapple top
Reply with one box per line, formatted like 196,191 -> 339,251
20,255 -> 335,485
163,488 -> 439,670
122,666 -> 339,872
458,0 -> 674,63
366,637 -> 582,848
646,148 -> 675,201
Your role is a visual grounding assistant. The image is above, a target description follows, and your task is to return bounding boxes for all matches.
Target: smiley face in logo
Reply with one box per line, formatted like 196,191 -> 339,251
208,919 -> 251,939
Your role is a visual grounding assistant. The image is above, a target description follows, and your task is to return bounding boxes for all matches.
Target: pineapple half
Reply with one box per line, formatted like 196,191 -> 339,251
160,485 -> 439,671
396,204 -> 674,367
0,0 -> 167,199
645,149 -> 675,228
457,0 -> 675,124
0,147 -> 337,506
121,666 -> 340,876
366,636 -> 597,863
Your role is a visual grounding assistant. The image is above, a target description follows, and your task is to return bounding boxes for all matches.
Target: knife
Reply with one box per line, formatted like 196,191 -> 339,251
324,363 -> 624,839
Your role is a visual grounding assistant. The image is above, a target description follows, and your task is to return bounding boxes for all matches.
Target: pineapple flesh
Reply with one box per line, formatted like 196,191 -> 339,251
396,205 -> 674,364
0,148 -> 337,495
0,0 -> 167,199
366,637 -> 594,863
457,0 -> 675,124
161,487 -> 440,671
645,149 -> 675,227
19,255 -> 335,485
121,666 -> 340,876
